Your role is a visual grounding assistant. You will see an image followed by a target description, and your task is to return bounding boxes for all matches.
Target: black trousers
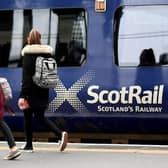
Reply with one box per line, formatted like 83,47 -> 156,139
23,107 -> 62,147
0,118 -> 16,148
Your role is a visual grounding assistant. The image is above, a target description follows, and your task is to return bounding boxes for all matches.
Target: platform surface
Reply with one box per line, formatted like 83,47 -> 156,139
0,142 -> 168,168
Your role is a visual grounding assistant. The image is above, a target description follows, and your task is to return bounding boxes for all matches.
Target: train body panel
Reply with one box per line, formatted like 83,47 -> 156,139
0,0 -> 168,134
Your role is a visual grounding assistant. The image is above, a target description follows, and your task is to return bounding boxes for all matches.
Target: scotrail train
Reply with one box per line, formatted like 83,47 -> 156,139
0,0 -> 168,136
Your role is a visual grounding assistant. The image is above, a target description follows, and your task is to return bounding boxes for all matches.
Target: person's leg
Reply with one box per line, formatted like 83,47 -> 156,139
0,118 -> 21,160
0,118 -> 16,148
23,108 -> 33,149
34,107 -> 68,151
34,108 -> 62,139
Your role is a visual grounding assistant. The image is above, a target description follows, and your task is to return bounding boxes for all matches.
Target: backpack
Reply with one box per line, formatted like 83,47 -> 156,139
32,56 -> 59,88
0,77 -> 13,100
0,78 -> 15,116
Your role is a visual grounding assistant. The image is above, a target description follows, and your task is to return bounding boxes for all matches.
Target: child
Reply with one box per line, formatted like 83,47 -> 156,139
0,86 -> 21,160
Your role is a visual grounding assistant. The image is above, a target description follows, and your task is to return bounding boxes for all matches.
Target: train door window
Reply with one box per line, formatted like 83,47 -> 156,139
114,6 -> 168,66
0,8 -> 87,67
54,9 -> 87,67
0,10 -> 23,67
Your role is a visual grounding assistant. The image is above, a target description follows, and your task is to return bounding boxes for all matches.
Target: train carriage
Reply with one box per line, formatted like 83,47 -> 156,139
0,0 -> 168,142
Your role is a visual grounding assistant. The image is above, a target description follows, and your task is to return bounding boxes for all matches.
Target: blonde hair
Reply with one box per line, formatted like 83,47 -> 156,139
27,28 -> 41,45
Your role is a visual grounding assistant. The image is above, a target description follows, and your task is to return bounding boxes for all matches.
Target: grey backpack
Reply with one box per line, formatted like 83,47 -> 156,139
32,56 -> 58,88
0,77 -> 13,100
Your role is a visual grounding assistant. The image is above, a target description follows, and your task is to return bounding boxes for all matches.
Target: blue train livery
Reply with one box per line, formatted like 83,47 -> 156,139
0,0 -> 168,134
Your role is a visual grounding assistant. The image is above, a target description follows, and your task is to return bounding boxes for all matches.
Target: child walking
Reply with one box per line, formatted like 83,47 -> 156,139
0,85 -> 21,160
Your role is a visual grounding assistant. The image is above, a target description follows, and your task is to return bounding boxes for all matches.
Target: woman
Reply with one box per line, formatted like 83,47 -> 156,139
0,86 -> 21,160
18,28 -> 68,152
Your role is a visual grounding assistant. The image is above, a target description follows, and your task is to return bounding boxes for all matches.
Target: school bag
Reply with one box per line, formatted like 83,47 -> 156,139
0,77 -> 13,100
0,77 -> 15,115
32,56 -> 59,88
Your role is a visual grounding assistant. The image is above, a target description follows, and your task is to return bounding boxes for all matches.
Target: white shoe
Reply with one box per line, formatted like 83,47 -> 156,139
58,132 -> 68,152
4,149 -> 21,160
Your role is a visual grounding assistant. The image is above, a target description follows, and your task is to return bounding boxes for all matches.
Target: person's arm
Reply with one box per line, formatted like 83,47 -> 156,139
19,55 -> 34,100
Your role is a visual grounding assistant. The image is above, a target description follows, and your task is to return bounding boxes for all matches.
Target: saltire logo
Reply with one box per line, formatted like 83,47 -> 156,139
47,70 -> 95,113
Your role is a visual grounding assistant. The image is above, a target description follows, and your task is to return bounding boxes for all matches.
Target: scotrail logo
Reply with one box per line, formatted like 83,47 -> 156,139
47,70 -> 95,113
87,85 -> 164,104
47,70 -> 164,113
86,85 -> 164,113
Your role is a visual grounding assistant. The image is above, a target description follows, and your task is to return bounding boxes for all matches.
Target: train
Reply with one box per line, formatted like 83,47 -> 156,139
1,0 -> 168,138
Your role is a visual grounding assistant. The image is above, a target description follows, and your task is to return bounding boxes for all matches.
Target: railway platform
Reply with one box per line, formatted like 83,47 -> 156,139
0,142 -> 168,168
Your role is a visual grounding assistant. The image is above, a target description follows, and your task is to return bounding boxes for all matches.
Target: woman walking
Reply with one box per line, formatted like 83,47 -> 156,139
18,28 -> 68,152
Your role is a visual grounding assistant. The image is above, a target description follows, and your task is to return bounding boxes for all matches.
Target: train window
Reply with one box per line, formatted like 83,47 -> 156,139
0,8 -> 87,67
114,6 -> 168,66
